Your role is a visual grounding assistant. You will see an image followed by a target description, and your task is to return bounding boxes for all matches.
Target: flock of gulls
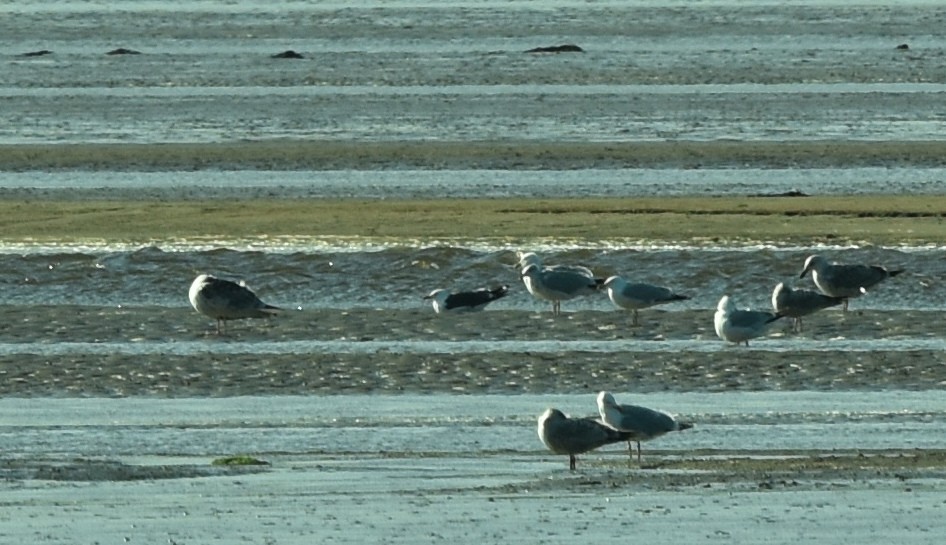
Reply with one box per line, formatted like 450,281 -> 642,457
188,251 -> 903,470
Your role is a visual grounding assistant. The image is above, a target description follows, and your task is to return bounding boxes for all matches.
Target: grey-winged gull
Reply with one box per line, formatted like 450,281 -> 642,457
520,263 -> 601,315
188,274 -> 281,334
537,408 -> 636,470
799,254 -> 904,311
596,391 -> 693,462
714,294 -> 783,346
515,252 -> 596,280
603,275 -> 689,326
515,252 -> 602,312
423,285 -> 509,313
772,281 -> 844,332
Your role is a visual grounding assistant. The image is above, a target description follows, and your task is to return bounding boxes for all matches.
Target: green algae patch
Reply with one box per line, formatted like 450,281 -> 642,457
211,455 -> 270,467
1,195 -> 945,246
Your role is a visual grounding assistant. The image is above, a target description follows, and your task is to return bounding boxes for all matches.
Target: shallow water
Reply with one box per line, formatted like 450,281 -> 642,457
2,392 -> 946,459
3,1 -> 946,144
0,245 -> 934,310
4,167 -> 946,199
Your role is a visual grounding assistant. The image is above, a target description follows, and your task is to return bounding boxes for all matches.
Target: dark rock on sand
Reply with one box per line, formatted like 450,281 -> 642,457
106,48 -> 141,55
751,189 -> 810,197
526,44 -> 584,53
17,50 -> 53,58
272,50 -> 305,59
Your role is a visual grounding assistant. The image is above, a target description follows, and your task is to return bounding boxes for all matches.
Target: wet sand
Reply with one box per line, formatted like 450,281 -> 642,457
3,454 -> 943,545
2,306 -> 944,397
4,140 -> 946,171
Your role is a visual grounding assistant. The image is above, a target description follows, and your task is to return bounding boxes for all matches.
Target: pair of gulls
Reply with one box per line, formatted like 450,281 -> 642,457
426,252 -> 688,322
715,254 -> 904,345
517,252 -> 689,321
538,391 -> 693,470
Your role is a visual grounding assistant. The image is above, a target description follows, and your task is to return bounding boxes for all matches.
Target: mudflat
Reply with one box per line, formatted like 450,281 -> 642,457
4,140 -> 946,171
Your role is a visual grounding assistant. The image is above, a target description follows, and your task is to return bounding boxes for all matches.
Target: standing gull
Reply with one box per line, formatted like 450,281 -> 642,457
188,274 -> 281,334
772,282 -> 844,332
714,294 -> 783,346
537,408 -> 637,470
520,264 -> 601,315
423,285 -> 509,313
799,254 -> 904,311
603,275 -> 689,326
515,252 -> 602,309
596,391 -> 693,462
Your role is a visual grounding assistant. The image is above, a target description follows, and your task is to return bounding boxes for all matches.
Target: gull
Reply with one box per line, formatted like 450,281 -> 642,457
596,391 -> 693,462
423,285 -> 510,313
799,254 -> 904,311
714,294 -> 783,346
520,264 -> 602,315
537,408 -> 637,471
515,251 -> 600,301
188,274 -> 280,334
516,252 -> 596,279
772,282 -> 844,332
603,275 -> 689,326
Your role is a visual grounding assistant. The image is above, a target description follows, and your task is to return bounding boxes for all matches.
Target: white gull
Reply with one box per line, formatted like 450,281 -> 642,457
603,275 -> 689,326
596,391 -> 693,462
714,294 -> 783,346
515,251 -> 599,300
520,263 -> 601,315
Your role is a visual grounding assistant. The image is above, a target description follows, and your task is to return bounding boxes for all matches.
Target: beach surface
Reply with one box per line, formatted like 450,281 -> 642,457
3,1 -> 946,543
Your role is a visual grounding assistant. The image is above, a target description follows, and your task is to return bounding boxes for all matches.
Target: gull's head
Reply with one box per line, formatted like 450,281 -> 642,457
596,391 -> 617,410
539,407 -> 565,424
516,252 -> 541,270
800,254 -> 824,278
772,283 -> 788,310
520,264 -> 541,278
423,289 -> 451,313
423,289 -> 445,300
189,274 -> 215,294
602,275 -> 624,289
717,295 -> 735,313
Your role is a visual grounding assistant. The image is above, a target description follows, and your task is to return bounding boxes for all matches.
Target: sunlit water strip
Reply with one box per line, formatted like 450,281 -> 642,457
1,392 -> 945,457
1,238 -> 944,255
2,338 -> 944,356
3,168 -> 946,199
